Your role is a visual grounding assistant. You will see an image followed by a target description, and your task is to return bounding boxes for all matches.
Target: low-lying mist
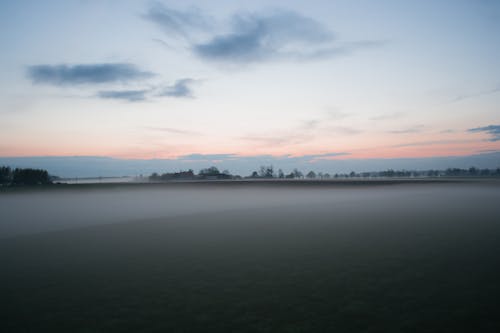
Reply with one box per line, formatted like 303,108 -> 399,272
1,182 -> 499,237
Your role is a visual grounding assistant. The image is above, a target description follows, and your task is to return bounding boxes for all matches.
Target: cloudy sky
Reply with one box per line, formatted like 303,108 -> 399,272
1,0 -> 499,171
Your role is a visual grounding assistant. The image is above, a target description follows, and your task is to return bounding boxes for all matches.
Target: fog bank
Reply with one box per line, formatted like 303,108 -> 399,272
1,182 -> 499,237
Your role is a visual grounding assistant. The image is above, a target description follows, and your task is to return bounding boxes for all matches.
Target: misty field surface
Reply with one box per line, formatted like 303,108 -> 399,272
1,181 -> 500,332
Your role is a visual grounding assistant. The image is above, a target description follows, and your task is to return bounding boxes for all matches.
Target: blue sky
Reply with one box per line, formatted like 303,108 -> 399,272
1,0 -> 499,174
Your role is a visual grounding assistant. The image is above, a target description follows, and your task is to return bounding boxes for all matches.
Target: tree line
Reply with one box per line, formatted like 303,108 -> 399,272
149,166 -> 234,181
247,166 -> 500,179
2,165 -> 499,186
0,166 -> 52,186
148,165 -> 500,182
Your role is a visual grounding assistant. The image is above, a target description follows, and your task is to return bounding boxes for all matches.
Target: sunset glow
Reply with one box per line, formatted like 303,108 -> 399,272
1,0 -> 499,173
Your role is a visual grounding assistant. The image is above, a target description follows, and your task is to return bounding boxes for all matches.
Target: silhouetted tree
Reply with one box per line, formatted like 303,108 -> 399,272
0,166 -> 12,185
151,167 -> 235,181
278,169 -> 284,179
292,169 -> 303,179
11,168 -> 51,185
427,170 -> 439,177
198,166 -> 232,179
199,166 -> 220,176
259,165 -> 274,178
382,169 -> 395,177
306,171 -> 316,179
480,168 -> 490,176
169,169 -> 195,180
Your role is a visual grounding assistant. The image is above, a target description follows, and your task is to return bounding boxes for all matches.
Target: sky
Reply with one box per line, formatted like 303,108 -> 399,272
1,0 -> 499,175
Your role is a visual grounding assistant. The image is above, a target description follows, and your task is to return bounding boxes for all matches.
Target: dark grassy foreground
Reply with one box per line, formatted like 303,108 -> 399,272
1,181 -> 500,332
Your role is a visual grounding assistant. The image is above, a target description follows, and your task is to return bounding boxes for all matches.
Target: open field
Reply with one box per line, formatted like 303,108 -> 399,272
1,180 -> 500,332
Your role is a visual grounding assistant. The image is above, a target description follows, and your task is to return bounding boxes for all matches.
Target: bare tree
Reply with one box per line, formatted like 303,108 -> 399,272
306,171 -> 316,179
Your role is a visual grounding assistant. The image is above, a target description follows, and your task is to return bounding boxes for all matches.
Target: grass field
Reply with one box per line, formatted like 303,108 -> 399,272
2,180 -> 500,332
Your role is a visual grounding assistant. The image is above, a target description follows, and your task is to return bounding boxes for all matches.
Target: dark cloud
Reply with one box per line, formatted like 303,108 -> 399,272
468,125 -> 500,141
159,79 -> 196,98
144,3 -> 211,38
97,90 -> 149,102
193,10 -> 337,63
27,63 -> 153,86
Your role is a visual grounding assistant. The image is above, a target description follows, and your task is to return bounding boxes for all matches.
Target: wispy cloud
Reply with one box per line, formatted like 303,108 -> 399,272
179,153 -> 238,161
298,152 -> 349,161
152,38 -> 175,50
27,63 -> 153,86
144,3 -> 212,39
325,108 -> 351,120
242,110 -> 360,150
370,112 -> 404,121
193,9 -> 335,63
159,78 -> 196,98
26,62 -> 198,102
477,149 -> 500,154
468,125 -> 500,141
146,5 -> 383,65
299,119 -> 320,130
388,125 -> 425,134
325,126 -> 361,135
392,139 -> 474,148
299,109 -> 357,133
451,85 -> 500,103
97,89 -> 149,102
177,152 -> 349,164
240,133 -> 313,147
440,129 -> 456,134
97,80 -> 198,102
145,126 -> 201,136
